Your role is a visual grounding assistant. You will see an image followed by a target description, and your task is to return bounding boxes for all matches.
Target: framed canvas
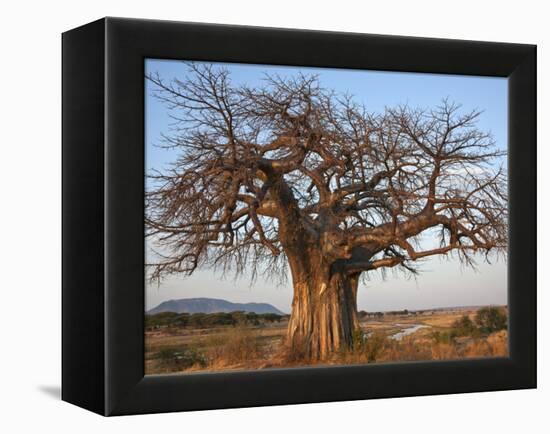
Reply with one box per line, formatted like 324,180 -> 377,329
62,17 -> 536,416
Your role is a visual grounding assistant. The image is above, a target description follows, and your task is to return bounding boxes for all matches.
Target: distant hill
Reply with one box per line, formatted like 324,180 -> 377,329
147,297 -> 285,315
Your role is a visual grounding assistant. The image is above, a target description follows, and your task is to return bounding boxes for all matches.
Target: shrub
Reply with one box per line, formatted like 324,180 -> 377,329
363,331 -> 388,362
245,312 -> 260,325
202,312 -> 236,327
452,315 -> 478,337
475,307 -> 507,334
357,310 -> 368,320
145,312 -> 180,329
261,313 -> 282,323
154,346 -> 207,370
352,328 -> 365,350
335,330 -> 387,364
430,330 -> 457,344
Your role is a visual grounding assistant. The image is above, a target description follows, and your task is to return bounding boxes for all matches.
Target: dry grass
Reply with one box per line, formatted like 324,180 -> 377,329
145,308 -> 508,375
465,330 -> 508,357
202,327 -> 264,369
335,330 -> 507,366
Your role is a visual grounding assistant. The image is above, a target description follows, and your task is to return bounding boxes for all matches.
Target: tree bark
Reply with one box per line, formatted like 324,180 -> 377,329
269,175 -> 361,361
286,257 -> 360,360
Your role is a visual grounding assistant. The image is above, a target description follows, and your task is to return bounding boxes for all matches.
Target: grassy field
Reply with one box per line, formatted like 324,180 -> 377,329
145,306 -> 508,375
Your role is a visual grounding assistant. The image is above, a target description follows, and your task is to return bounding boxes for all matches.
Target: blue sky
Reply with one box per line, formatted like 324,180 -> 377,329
145,59 -> 508,313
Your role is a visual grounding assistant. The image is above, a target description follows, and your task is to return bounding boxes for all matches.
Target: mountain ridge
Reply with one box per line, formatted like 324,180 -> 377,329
147,297 -> 286,315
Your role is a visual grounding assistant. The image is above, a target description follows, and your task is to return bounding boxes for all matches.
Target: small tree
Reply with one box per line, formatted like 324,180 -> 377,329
475,307 -> 507,333
452,315 -> 477,336
146,64 -> 507,360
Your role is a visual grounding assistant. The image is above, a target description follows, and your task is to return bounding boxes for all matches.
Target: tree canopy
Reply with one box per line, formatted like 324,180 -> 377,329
145,63 -> 507,283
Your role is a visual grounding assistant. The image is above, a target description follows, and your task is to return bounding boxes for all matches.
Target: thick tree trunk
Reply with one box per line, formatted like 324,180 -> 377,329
270,178 -> 362,361
286,261 -> 360,360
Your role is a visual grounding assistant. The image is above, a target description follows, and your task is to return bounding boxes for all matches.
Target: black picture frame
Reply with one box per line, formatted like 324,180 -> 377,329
62,17 -> 536,416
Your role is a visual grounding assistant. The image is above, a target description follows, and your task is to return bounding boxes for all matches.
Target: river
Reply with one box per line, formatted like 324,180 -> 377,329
391,324 -> 430,341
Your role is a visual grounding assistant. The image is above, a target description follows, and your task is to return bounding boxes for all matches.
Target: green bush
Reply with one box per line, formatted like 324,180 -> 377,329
202,312 -> 237,327
245,312 -> 260,326
261,313 -> 283,323
430,330 -> 458,344
452,315 -> 479,337
475,307 -> 507,333
145,312 -> 180,329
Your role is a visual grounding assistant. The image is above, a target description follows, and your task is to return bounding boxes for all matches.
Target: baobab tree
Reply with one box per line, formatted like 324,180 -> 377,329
145,64 -> 507,360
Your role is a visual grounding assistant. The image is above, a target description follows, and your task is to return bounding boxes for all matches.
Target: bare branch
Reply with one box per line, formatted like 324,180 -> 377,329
145,64 -> 507,283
